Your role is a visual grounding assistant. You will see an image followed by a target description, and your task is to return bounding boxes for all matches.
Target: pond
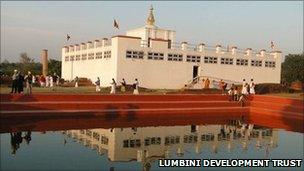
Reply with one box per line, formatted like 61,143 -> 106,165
1,117 -> 303,171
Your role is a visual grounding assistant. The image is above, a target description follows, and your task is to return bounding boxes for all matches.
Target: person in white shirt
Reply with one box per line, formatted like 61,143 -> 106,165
110,78 -> 116,94
95,77 -> 101,92
45,75 -> 50,87
50,76 -> 54,90
241,79 -> 249,95
75,76 -> 79,88
133,78 -> 139,95
250,79 -> 255,94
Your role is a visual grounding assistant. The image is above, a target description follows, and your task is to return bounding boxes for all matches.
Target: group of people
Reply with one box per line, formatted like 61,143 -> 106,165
227,79 -> 256,106
202,78 -> 228,90
94,77 -> 140,94
11,69 -> 61,94
38,73 -> 60,90
10,70 -> 34,94
10,131 -> 32,155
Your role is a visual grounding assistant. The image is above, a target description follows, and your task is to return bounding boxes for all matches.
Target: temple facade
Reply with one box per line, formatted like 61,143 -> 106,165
63,123 -> 278,167
61,6 -> 282,89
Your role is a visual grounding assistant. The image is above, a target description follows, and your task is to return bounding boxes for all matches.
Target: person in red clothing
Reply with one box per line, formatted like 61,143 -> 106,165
39,75 -> 46,87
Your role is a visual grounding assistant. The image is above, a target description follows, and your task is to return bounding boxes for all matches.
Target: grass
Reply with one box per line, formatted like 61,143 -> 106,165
1,85 -> 303,100
0,85 -> 178,95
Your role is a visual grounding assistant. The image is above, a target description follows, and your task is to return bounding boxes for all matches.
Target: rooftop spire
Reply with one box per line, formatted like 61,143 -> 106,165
146,5 -> 155,26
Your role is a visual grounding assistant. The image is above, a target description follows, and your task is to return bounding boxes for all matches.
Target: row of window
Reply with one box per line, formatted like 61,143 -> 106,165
64,51 -> 111,61
79,130 -> 109,145
122,134 -> 222,148
125,51 -> 276,67
126,50 -> 144,59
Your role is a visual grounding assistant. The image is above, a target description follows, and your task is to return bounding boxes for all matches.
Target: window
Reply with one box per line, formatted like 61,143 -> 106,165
165,136 -> 180,145
148,52 -> 164,60
100,136 -> 108,145
236,59 -> 248,66
85,130 -> 92,136
265,61 -> 276,68
144,137 -> 161,146
251,60 -> 262,67
220,58 -> 233,65
201,134 -> 215,141
76,46 -> 80,51
104,51 -> 111,58
76,55 -> 81,61
93,132 -> 100,140
204,56 -> 217,64
168,53 -> 183,61
126,50 -> 144,59
95,52 -> 102,59
88,53 -> 94,60
65,48 -> 69,53
70,47 -> 74,52
183,135 -> 198,143
123,139 -> 141,148
81,54 -> 87,60
65,56 -> 69,61
187,55 -> 201,62
70,55 -> 75,61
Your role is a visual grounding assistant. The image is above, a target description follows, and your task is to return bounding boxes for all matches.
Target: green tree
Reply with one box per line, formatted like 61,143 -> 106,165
281,53 -> 304,84
48,59 -> 61,77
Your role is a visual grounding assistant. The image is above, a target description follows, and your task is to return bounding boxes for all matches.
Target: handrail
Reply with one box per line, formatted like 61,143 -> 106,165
184,75 -> 242,89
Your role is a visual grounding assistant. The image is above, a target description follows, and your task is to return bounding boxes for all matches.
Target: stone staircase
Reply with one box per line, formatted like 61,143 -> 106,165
0,94 -> 248,119
184,75 -> 242,89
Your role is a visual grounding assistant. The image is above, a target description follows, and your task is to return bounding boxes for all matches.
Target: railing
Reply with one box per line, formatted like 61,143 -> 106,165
184,75 -> 243,89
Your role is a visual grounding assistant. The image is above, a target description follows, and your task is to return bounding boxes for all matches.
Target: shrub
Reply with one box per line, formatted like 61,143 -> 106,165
255,83 -> 290,94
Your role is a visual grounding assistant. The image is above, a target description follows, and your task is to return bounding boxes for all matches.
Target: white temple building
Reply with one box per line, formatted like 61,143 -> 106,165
61,6 -> 282,89
64,123 -> 278,169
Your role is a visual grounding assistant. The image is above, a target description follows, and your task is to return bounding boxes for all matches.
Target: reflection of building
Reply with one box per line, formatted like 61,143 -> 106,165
61,6 -> 282,89
63,121 -> 278,169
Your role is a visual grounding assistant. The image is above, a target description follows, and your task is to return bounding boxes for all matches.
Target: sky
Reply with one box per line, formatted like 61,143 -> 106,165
1,1 -> 303,62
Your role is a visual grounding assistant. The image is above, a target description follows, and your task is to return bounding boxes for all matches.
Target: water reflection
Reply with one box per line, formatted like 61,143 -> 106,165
10,131 -> 32,155
61,120 -> 278,170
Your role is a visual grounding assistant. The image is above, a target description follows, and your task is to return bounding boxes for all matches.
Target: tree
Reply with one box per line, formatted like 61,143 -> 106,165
281,53 -> 304,84
48,59 -> 61,77
19,53 -> 35,74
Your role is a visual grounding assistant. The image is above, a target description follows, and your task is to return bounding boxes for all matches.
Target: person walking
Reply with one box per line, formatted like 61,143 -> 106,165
75,76 -> 79,88
234,87 -> 239,101
17,72 -> 24,93
133,78 -> 139,95
241,79 -> 248,95
25,71 -> 33,94
39,75 -> 46,87
228,87 -> 234,101
50,75 -> 54,91
120,78 -> 126,93
250,79 -> 255,94
201,79 -> 205,88
204,78 -> 210,89
110,78 -> 116,94
95,77 -> 101,92
45,75 -> 50,87
11,70 -> 19,94
53,73 -> 59,86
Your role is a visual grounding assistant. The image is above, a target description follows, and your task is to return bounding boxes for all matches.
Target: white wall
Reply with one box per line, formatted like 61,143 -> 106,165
62,36 -> 281,89
61,40 -> 118,87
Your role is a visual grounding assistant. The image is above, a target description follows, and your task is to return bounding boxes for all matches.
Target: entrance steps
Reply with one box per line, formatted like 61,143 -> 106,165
1,94 -> 248,119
